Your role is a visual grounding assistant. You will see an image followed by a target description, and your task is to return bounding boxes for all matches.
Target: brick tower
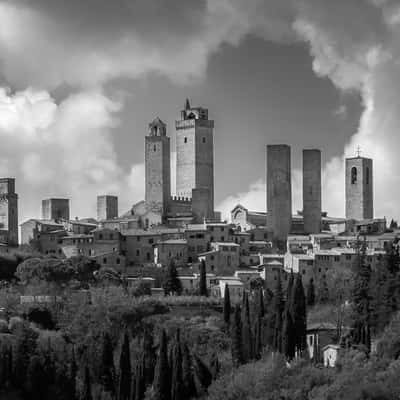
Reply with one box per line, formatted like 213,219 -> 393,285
145,117 -> 171,214
303,149 -> 322,233
0,178 -> 18,246
345,156 -> 373,220
266,145 -> 292,243
175,99 -> 214,213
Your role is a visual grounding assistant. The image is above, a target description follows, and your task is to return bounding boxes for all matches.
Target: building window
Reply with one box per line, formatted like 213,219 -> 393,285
117,258 -> 120,264
366,167 -> 370,184
202,137 -> 206,143
103,258 -> 107,264
146,252 -> 151,261
137,236 -> 140,242
99,234 -> 103,240
302,269 -> 306,275
351,167 -> 357,184
153,145 -> 156,152
136,250 -> 140,256
149,238 -> 154,244
184,137 -> 187,143
210,255 -> 214,261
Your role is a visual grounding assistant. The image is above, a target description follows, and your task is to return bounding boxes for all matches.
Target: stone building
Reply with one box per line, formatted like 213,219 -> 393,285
145,118 -> 171,216
42,198 -> 70,222
175,99 -> 214,217
345,156 -> 373,220
0,178 -> 18,247
266,144 -> 292,244
97,195 -> 118,221
303,149 -> 322,234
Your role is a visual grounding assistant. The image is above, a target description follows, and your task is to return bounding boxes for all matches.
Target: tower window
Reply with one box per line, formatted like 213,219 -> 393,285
184,137 -> 187,143
366,167 -> 370,184
153,145 -> 156,152
351,167 -> 357,184
202,137 -> 206,143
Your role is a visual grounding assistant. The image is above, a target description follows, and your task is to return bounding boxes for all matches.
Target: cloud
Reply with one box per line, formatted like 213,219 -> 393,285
1,0 -> 400,224
0,88 -> 144,222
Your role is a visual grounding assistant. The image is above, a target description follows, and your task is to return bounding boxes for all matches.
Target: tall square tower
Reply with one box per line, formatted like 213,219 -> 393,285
0,178 -> 18,246
345,156 -> 373,220
97,195 -> 118,221
175,99 -> 214,212
145,117 -> 171,214
303,149 -> 322,233
42,198 -> 70,221
266,145 -> 292,243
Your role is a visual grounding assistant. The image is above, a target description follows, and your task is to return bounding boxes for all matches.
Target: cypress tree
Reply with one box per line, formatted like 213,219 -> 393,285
170,338 -> 184,400
241,292 -> 253,362
286,270 -> 294,304
231,305 -> 244,367
100,332 -> 115,395
272,271 -> 284,352
163,260 -> 182,295
82,366 -> 93,400
351,237 -> 372,351
134,355 -> 146,400
142,328 -> 156,386
282,306 -> 296,360
291,274 -> 307,354
223,284 -> 231,327
153,330 -> 170,400
199,259 -> 207,296
209,352 -> 220,380
181,343 -> 195,399
192,355 -> 212,397
257,288 -> 265,318
253,316 -> 262,360
118,332 -> 131,400
306,278 -> 316,307
69,348 -> 77,400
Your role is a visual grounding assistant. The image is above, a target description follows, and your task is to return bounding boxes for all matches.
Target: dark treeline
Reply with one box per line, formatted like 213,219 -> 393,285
0,320 -> 218,400
224,268 -> 307,366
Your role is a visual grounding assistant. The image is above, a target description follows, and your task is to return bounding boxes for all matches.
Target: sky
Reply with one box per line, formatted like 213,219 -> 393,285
0,0 -> 399,223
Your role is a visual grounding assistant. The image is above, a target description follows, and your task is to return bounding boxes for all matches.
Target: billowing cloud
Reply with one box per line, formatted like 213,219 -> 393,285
0,0 -> 400,225
0,88 -> 144,221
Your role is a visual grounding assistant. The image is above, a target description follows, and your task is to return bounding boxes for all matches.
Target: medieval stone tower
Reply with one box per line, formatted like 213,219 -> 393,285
303,149 -> 322,233
175,99 -> 214,213
266,145 -> 292,243
0,178 -> 18,246
345,156 -> 373,220
145,117 -> 171,214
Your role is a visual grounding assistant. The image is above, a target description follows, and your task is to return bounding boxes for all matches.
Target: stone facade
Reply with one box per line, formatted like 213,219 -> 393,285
0,178 -> 18,246
42,198 -> 70,221
266,144 -> 292,243
345,156 -> 373,220
175,100 -> 214,213
303,149 -> 322,234
97,195 -> 118,221
145,118 -> 171,215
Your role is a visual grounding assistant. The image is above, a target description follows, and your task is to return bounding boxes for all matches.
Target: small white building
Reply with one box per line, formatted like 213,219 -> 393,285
323,344 -> 340,367
212,278 -> 244,303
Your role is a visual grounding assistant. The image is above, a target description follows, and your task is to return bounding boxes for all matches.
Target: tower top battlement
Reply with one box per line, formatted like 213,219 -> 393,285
148,117 -> 167,137
180,98 -> 209,121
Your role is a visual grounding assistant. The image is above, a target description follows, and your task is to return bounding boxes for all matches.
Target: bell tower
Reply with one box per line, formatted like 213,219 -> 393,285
345,155 -> 373,220
145,117 -> 171,214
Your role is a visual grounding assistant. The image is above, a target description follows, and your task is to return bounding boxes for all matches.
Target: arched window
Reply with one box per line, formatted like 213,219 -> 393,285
366,167 -> 370,184
351,167 -> 357,184
184,137 -> 187,143
153,144 -> 156,152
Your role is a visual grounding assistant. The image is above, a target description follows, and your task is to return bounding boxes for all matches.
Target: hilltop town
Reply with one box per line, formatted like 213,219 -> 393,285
0,99 -> 394,300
